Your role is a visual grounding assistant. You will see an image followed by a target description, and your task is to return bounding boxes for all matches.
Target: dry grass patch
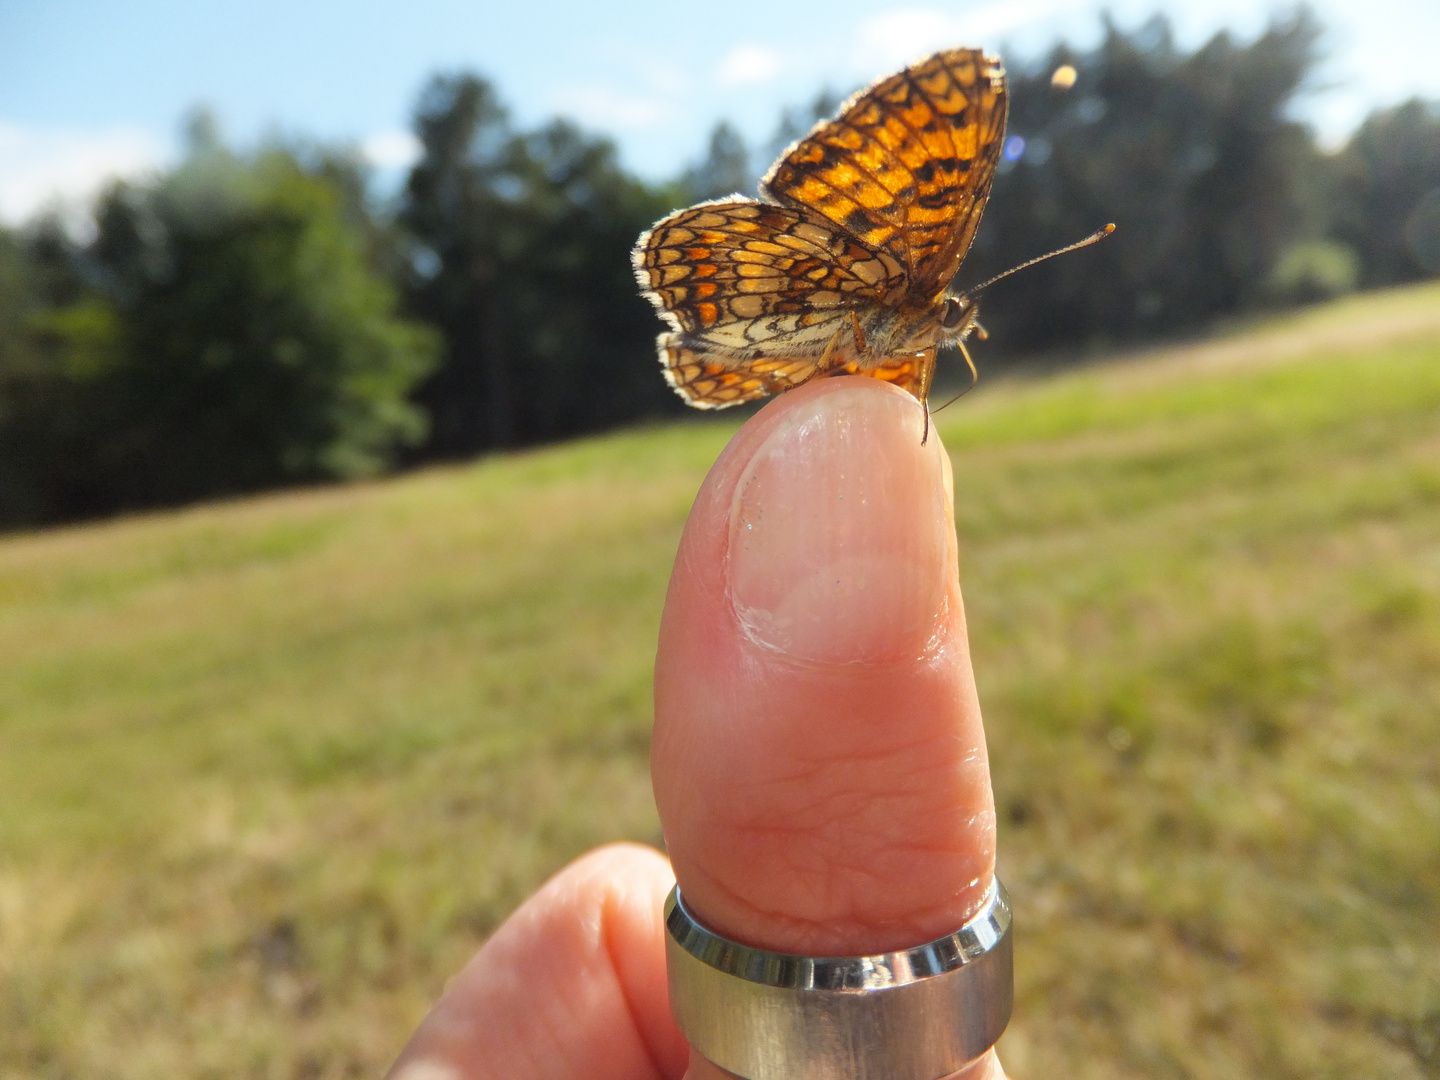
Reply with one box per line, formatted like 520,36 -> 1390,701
2,283 -> 1439,1078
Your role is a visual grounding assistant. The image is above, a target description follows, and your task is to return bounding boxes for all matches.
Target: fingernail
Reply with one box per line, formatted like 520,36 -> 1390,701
389,1062 -> 462,1080
727,383 -> 952,664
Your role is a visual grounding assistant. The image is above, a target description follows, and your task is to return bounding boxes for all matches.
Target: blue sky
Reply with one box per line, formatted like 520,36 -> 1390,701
2,0 -> 1439,224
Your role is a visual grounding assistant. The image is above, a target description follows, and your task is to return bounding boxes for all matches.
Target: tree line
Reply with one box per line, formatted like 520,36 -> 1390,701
1,8 -> 1438,528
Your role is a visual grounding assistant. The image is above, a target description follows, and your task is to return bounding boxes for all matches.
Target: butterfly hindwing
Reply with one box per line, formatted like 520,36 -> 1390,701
657,338 -> 827,409
633,199 -> 907,407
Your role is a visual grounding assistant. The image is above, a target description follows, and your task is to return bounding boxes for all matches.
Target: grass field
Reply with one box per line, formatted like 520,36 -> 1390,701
3,283 -> 1439,1079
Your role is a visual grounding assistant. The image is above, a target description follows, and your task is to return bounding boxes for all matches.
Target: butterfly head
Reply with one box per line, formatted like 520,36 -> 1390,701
937,294 -> 981,344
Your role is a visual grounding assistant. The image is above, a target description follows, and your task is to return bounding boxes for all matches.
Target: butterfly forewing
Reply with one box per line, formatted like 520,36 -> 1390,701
762,49 -> 1007,297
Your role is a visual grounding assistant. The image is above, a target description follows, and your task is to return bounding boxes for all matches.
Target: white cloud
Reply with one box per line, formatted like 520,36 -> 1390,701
550,84 -> 666,131
951,0 -> 1076,47
361,129 -> 421,170
853,7 -> 965,70
0,123 -> 166,227
850,1 -> 1076,72
716,44 -> 785,87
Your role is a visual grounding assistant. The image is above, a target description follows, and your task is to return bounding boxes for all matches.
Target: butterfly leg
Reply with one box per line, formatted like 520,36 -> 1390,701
818,325 -> 845,369
849,310 -> 868,354
769,362 -> 824,396
925,341 -> 982,439
779,325 -> 844,393
917,346 -> 939,445
957,338 -> 979,388
761,326 -> 846,397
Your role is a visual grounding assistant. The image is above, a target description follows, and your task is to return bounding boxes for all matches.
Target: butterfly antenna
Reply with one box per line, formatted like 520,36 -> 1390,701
931,225 -> 1114,427
967,223 -> 1115,297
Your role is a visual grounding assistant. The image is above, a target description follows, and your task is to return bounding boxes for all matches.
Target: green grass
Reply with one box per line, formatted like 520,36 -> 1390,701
3,282 -> 1440,1079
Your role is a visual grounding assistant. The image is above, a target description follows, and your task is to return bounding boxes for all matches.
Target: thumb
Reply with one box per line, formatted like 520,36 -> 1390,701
652,376 -> 1002,1078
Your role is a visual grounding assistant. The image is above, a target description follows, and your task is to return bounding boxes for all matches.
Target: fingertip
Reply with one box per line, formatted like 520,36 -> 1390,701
654,376 -> 995,956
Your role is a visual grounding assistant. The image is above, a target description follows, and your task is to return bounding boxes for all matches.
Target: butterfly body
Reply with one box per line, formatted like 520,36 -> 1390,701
634,49 -> 1007,411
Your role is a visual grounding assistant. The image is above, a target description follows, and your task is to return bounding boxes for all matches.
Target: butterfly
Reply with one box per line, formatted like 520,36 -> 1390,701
632,48 -> 1008,434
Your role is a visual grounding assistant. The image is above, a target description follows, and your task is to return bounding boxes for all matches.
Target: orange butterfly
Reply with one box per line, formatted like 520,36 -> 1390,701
633,48 -> 1007,428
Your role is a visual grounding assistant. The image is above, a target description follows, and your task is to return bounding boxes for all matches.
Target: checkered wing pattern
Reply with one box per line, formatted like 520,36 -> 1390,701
633,200 -> 905,408
762,48 -> 1007,299
632,48 -> 1007,410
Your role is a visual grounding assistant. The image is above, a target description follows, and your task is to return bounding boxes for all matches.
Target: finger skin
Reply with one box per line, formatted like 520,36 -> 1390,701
387,844 -> 688,1080
651,377 -> 1001,1079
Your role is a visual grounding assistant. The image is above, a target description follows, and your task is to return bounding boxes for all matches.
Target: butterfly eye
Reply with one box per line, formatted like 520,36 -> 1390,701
940,297 -> 968,329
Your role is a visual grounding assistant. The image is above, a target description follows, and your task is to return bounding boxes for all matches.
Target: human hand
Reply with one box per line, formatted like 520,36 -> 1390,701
388,376 -> 1003,1080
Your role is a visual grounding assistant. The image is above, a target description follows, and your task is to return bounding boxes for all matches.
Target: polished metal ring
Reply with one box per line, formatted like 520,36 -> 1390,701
665,878 -> 1012,1080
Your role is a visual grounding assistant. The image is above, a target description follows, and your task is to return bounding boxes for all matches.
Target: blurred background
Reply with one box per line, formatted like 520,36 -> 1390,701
1,2 -> 1437,1078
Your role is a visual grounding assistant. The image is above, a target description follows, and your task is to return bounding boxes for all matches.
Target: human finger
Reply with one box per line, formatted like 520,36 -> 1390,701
651,376 -> 1003,1079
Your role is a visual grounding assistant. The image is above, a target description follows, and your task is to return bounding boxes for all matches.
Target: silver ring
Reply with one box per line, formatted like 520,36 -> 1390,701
665,878 -> 1012,1080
